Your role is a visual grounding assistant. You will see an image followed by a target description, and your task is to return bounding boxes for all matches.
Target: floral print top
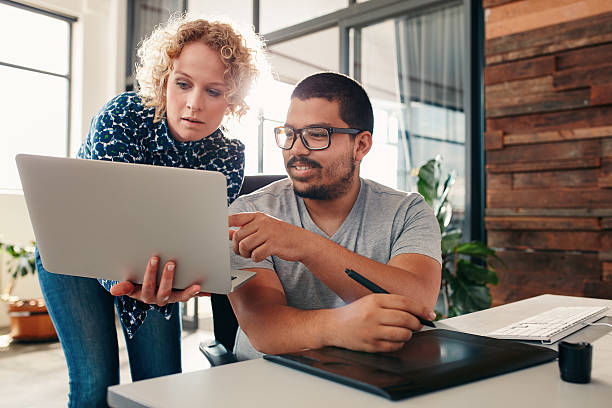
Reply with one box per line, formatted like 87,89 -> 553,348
78,92 -> 244,337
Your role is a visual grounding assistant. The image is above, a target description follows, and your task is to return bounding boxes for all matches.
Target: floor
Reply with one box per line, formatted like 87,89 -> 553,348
0,299 -> 215,408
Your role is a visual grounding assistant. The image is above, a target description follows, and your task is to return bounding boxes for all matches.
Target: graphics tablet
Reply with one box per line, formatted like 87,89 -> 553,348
264,329 -> 558,401
16,154 -> 255,293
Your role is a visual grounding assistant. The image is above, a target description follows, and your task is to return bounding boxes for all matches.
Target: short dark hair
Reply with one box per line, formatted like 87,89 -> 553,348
291,72 -> 374,134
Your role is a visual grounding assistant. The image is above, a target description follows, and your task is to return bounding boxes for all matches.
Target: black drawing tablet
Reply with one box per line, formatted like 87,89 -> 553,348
264,329 -> 557,401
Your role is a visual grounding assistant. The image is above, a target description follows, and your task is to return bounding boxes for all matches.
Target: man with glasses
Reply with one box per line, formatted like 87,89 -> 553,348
228,72 -> 442,360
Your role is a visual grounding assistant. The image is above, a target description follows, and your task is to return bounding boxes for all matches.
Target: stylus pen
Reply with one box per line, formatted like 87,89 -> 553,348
345,268 -> 436,328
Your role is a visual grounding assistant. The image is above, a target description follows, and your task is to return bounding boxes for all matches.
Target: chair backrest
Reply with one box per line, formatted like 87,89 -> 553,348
211,174 -> 287,351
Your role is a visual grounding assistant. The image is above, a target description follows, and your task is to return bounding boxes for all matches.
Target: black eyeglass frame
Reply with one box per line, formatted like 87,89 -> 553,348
274,126 -> 365,150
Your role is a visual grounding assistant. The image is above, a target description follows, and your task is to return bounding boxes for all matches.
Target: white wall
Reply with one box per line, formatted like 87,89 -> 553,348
0,0 -> 126,327
188,0 -> 253,29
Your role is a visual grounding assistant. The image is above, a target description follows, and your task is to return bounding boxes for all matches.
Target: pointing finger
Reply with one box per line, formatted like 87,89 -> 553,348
228,212 -> 257,227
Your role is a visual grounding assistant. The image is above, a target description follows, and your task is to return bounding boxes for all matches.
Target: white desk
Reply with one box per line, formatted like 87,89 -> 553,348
108,294 -> 612,408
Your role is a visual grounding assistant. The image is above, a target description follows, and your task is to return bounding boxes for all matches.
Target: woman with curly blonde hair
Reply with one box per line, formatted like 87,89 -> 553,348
35,14 -> 267,407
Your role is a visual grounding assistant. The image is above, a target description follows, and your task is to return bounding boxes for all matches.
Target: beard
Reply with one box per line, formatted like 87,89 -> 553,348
287,152 -> 357,200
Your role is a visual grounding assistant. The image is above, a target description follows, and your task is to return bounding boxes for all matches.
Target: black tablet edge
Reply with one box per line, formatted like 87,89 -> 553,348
263,354 -> 394,400
263,329 -> 559,401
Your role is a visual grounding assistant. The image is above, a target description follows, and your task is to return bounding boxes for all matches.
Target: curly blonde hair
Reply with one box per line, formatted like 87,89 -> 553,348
135,14 -> 266,122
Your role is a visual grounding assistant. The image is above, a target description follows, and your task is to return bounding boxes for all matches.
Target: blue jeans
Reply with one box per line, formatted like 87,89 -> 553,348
36,249 -> 182,408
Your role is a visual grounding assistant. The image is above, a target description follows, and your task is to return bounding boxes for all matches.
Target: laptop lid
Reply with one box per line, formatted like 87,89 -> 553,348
264,329 -> 558,401
16,153 -> 253,293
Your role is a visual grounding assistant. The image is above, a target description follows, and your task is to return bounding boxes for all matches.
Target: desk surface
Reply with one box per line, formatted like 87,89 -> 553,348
108,294 -> 612,408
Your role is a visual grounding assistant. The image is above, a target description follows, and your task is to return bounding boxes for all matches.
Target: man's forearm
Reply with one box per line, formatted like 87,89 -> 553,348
236,303 -> 337,355
232,289 -> 434,356
229,211 -> 439,308
298,234 -> 440,307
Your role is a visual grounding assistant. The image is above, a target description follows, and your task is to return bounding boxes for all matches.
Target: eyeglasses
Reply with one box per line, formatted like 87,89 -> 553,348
274,126 -> 364,151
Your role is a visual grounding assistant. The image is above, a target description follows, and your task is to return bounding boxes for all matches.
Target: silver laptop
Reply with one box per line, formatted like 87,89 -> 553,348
16,154 -> 255,293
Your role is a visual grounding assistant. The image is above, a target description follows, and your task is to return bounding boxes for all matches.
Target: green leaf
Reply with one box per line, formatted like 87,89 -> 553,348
417,156 -> 443,206
7,245 -> 19,258
441,230 -> 462,255
441,265 -> 455,284
456,260 -> 498,285
455,241 -> 494,257
1,241 -> 37,280
417,171 -> 437,207
447,305 -> 460,318
435,172 -> 455,214
415,156 -> 504,317
437,201 -> 453,231
455,241 -> 505,265
449,281 -> 492,314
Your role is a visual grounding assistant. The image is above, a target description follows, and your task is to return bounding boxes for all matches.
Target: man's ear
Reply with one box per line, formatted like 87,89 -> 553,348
353,131 -> 372,163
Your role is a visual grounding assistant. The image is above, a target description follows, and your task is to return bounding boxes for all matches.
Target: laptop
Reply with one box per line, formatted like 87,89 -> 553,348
264,329 -> 558,401
15,153 -> 255,293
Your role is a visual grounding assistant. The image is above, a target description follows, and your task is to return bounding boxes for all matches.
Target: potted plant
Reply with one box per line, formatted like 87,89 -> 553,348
417,156 -> 504,318
0,241 -> 57,341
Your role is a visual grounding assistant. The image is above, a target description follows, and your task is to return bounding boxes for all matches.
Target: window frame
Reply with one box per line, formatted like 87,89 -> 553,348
0,0 -> 75,161
125,0 -> 187,91
253,0 -> 485,242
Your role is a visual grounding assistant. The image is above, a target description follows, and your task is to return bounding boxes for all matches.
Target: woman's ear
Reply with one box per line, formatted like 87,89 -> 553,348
353,131 -> 372,163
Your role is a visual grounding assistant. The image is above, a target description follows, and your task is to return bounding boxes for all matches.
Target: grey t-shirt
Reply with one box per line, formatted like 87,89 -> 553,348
229,178 -> 441,360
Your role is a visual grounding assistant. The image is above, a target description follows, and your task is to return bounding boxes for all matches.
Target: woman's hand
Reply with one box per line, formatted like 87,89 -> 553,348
110,256 -> 208,306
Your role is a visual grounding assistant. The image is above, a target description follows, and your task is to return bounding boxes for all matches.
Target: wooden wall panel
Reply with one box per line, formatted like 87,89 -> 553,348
553,63 -> 612,90
487,189 -> 612,209
556,42 -> 612,71
490,250 -> 602,305
487,106 -> 612,133
486,173 -> 512,191
486,158 -> 600,174
483,0 -> 519,9
485,11 -> 612,64
488,231 -> 609,251
591,84 -> 612,106
503,125 -> 612,145
485,216 -> 601,231
512,169 -> 599,189
486,76 -> 553,99
599,159 -> 612,188
486,140 -> 601,164
485,0 -> 612,39
484,55 -> 555,86
483,1 -> 612,303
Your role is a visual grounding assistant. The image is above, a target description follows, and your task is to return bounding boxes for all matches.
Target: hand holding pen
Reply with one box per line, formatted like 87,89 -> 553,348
345,268 -> 436,328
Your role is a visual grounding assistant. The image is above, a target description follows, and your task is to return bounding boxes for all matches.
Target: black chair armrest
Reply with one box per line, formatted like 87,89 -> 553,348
199,340 -> 238,367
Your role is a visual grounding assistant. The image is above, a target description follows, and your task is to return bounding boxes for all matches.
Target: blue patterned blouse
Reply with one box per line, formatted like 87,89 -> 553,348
78,92 -> 245,338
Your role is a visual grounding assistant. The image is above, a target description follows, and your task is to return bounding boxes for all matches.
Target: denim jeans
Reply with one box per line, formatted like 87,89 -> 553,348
36,249 -> 182,408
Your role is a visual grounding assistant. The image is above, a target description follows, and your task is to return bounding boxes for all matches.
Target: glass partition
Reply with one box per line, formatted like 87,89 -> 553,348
357,3 -> 466,220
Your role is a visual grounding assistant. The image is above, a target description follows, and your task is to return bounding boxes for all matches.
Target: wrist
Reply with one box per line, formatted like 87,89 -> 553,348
298,231 -> 328,265
315,308 -> 341,349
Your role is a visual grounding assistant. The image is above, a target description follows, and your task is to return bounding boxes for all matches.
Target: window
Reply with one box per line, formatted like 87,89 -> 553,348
268,28 -> 339,84
189,0 -> 482,240
357,4 -> 467,221
260,0 -> 347,33
0,1 -> 74,191
126,0 -> 186,90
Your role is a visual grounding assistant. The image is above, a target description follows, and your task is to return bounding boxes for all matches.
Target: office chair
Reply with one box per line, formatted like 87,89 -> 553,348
199,174 -> 286,367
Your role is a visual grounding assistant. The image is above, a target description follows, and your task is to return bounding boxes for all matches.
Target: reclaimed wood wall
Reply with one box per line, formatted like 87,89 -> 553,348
483,0 -> 612,304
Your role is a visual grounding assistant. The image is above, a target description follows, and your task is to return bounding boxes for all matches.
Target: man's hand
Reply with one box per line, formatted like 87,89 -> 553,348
327,294 -> 436,353
110,256 -> 207,306
229,212 -> 317,263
